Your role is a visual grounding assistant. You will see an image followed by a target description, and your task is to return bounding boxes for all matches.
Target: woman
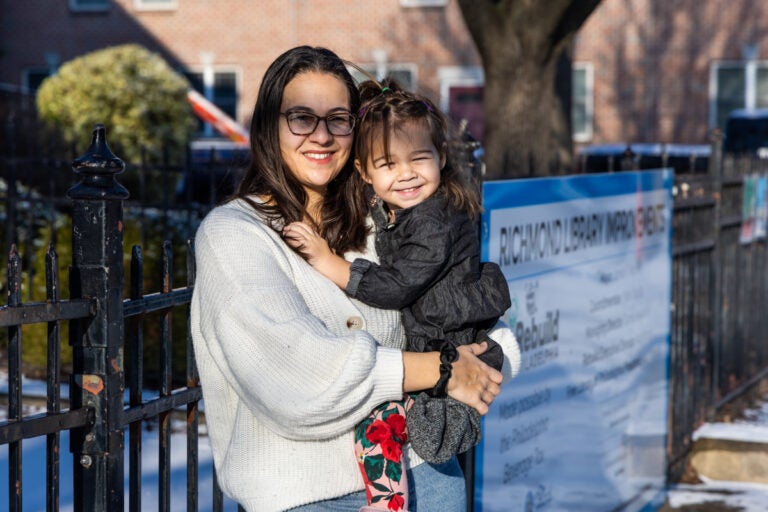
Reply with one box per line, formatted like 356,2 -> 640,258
190,46 -> 515,512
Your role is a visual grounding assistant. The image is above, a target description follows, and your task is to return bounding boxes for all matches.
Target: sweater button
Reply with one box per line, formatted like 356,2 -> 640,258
346,316 -> 363,329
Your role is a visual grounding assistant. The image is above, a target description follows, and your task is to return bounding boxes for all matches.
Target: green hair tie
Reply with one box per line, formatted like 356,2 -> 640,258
381,87 -> 391,93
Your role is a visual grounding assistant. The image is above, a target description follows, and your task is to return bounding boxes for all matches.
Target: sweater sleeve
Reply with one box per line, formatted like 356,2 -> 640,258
488,320 -> 521,383
191,207 -> 405,441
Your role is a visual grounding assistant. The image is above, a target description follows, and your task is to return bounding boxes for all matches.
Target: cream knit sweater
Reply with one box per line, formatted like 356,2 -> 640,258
190,198 -> 521,511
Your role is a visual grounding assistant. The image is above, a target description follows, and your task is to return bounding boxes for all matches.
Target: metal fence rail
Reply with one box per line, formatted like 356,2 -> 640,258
0,244 -> 95,511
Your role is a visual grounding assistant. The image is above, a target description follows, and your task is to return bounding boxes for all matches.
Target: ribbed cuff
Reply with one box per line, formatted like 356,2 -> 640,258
488,321 -> 521,382
345,258 -> 371,297
370,346 -> 406,405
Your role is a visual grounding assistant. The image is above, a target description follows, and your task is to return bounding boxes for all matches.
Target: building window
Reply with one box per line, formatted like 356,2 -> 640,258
184,70 -> 239,137
69,0 -> 109,12
348,64 -> 417,92
400,0 -> 448,6
438,66 -> 485,141
572,62 -> 594,142
711,61 -> 768,130
134,0 -> 177,11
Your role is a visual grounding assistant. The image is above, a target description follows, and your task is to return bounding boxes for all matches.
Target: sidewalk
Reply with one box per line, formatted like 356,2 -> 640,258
660,385 -> 768,511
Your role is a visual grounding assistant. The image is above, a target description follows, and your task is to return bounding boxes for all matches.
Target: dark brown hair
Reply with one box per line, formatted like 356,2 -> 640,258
354,78 -> 481,219
234,46 -> 368,253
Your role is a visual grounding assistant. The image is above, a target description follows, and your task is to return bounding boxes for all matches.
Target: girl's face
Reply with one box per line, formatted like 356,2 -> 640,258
279,71 -> 353,206
357,120 -> 444,211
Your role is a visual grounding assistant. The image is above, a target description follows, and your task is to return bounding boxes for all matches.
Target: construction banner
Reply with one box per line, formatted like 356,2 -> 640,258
476,170 -> 674,512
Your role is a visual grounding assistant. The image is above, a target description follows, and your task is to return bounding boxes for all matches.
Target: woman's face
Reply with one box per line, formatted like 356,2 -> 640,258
279,71 -> 353,206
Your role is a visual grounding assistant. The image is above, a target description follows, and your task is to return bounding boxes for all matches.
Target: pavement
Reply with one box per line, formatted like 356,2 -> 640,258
658,384 -> 768,511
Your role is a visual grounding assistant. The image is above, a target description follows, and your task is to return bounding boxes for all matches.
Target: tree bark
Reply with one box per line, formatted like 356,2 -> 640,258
458,0 -> 602,179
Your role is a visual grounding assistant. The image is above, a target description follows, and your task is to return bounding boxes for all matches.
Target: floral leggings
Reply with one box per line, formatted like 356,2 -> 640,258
354,395 -> 415,512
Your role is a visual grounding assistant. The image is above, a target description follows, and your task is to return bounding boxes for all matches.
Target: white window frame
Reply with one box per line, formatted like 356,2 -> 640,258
69,0 -> 110,12
348,63 -> 418,92
134,0 -> 177,11
572,62 -> 594,143
400,0 -> 448,7
437,66 -> 484,114
707,60 -> 768,130
710,61 -> 742,129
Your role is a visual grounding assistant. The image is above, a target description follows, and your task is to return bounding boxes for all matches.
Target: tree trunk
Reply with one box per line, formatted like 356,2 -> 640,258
482,45 -> 572,178
458,0 -> 602,179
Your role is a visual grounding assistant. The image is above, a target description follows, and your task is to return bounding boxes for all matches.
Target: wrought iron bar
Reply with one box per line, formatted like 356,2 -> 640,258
0,300 -> 94,327
127,244 -> 144,512
46,244 -> 61,512
159,240 -> 173,511
186,240 -> 200,512
7,245 -> 22,511
122,288 -> 193,318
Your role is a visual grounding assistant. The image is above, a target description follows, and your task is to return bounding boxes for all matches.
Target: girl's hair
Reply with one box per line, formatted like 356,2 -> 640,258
354,77 -> 481,219
234,46 -> 368,254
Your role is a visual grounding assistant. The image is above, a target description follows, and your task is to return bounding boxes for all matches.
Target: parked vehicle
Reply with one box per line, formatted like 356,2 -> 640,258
577,142 -> 710,173
722,108 -> 768,157
175,138 -> 249,205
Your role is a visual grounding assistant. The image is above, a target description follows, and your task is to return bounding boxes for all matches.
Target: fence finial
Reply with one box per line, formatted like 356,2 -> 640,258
68,123 -> 129,200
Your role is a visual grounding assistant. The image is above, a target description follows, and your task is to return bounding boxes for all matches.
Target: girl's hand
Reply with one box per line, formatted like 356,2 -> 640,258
446,342 -> 503,415
283,222 -> 353,289
283,222 -> 333,267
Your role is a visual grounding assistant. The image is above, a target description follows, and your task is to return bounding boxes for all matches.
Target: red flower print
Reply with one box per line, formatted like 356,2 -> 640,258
380,438 -> 402,462
385,414 -> 407,443
388,493 -> 405,511
366,420 -> 392,444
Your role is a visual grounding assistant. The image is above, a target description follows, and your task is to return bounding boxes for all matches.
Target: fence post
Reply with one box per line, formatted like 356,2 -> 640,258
708,128 -> 723,418
68,124 -> 129,511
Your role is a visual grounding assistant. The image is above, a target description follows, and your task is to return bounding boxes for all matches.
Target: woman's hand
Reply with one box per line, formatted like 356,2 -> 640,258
446,342 -> 503,415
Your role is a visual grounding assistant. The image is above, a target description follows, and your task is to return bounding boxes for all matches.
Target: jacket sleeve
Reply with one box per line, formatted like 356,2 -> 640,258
421,262 -> 512,332
191,209 -> 405,441
346,216 -> 454,309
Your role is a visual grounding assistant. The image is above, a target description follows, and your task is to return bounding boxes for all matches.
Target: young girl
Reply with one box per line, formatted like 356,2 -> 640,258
283,79 -> 513,512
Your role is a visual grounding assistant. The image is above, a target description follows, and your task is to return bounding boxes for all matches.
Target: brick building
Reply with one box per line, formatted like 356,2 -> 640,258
2,0 -> 768,149
575,0 -> 768,147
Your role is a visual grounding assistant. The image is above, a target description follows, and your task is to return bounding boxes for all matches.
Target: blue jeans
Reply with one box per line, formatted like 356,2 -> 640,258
286,457 -> 466,511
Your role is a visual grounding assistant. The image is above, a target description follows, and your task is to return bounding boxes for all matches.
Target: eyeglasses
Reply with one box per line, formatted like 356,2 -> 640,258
281,111 -> 356,136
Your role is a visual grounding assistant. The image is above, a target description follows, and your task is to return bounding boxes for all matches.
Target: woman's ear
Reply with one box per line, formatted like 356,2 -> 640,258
355,159 -> 373,184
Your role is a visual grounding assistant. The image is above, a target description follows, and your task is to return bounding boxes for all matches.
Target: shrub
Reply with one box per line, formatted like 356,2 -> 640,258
36,44 -> 196,164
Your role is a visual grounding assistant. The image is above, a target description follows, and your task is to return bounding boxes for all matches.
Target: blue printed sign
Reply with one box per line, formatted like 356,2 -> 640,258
476,170 -> 673,512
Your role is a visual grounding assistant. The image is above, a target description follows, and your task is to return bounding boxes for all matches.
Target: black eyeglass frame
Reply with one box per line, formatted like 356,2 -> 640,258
280,110 -> 356,136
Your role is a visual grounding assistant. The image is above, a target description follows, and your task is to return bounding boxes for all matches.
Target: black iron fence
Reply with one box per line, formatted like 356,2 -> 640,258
2,122 -> 768,510
602,134 -> 768,481
0,125 -> 240,511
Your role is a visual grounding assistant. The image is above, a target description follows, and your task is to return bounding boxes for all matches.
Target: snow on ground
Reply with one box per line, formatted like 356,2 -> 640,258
663,397 -> 768,511
665,479 -> 768,510
3,372 -> 768,510
0,372 -> 241,511
0,424 -> 241,512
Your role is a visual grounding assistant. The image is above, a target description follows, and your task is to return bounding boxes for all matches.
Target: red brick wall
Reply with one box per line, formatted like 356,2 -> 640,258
1,0 -> 479,128
5,0 -> 768,146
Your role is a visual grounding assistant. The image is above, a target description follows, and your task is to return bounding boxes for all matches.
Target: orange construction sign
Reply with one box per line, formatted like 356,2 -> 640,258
186,89 -> 249,144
